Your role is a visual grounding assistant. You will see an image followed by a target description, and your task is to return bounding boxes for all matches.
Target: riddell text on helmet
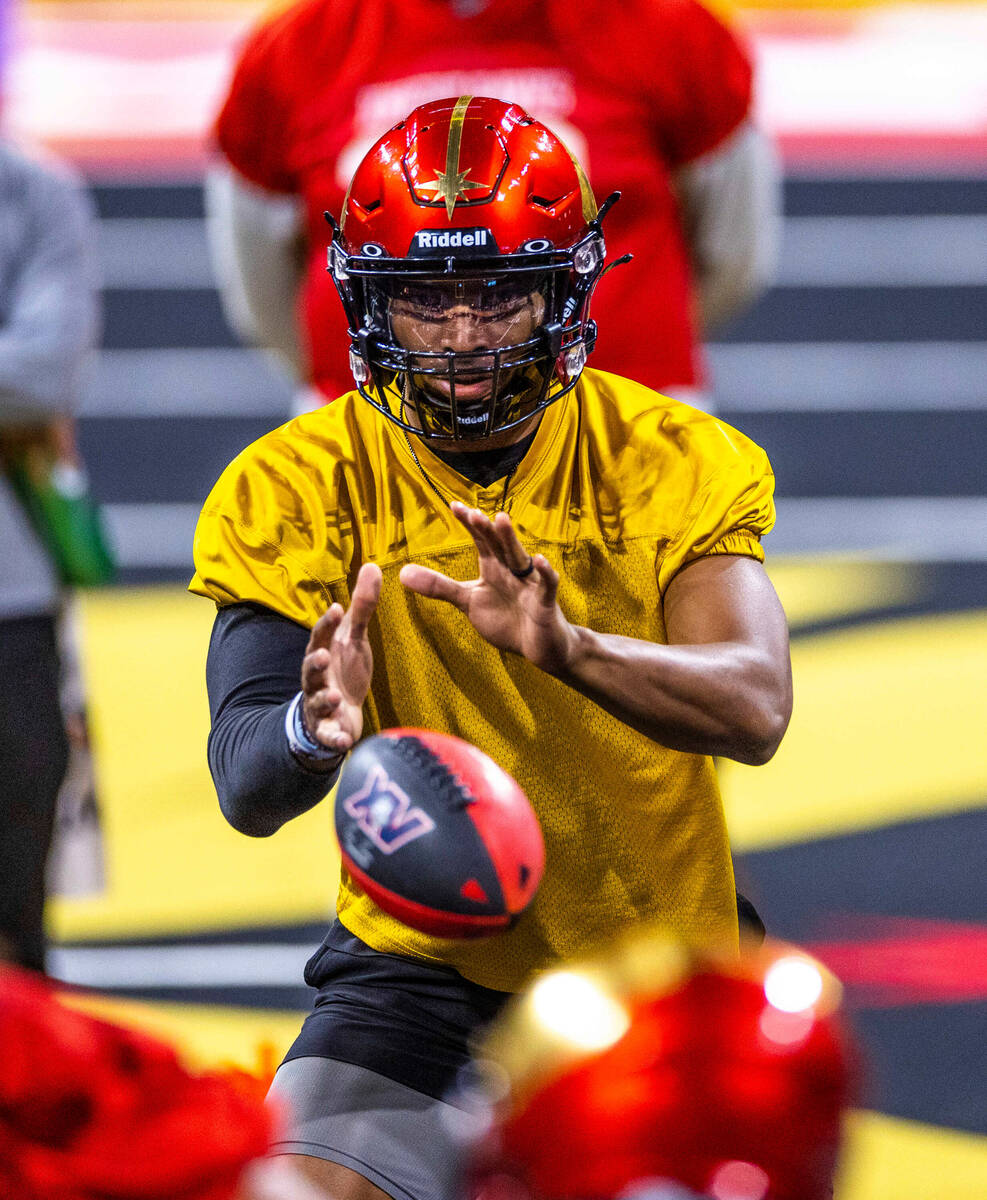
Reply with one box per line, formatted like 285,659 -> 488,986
411,227 -> 498,255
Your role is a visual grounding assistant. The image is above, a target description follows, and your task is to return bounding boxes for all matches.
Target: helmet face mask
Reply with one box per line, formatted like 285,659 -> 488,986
329,96 -> 614,442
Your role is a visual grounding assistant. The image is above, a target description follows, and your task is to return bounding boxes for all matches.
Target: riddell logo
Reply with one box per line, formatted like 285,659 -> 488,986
410,227 -> 498,256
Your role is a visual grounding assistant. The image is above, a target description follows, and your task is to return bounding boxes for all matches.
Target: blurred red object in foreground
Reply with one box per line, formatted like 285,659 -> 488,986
0,964 -> 273,1200
469,936 -> 858,1200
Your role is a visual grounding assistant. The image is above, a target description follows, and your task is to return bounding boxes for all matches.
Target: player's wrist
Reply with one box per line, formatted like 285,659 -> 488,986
285,692 -> 345,773
537,619 -> 587,680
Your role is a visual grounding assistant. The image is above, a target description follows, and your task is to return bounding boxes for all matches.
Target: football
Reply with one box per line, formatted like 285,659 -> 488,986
334,729 -> 544,939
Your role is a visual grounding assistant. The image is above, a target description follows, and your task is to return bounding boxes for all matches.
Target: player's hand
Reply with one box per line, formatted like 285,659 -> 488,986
399,502 -> 575,674
301,562 -> 382,753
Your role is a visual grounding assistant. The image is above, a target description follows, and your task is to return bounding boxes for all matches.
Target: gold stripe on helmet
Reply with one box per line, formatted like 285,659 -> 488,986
559,138 -> 598,223
420,94 -> 484,220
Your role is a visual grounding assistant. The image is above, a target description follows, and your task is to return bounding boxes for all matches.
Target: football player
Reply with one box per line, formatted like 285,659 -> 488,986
206,0 -> 780,411
191,97 -> 792,1200
465,934 -> 857,1200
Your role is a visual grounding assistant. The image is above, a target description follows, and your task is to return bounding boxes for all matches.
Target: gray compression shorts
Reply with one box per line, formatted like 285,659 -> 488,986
267,1056 -> 478,1200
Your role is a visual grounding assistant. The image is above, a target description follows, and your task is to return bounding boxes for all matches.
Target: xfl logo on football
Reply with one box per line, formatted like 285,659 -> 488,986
343,766 -> 436,854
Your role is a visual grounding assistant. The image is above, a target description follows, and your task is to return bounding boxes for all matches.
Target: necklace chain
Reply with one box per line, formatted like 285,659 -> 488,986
403,429 -> 517,513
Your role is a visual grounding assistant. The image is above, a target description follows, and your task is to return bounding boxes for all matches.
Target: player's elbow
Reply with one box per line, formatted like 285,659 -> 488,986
219,795 -> 284,838
731,687 -> 792,765
731,717 -> 786,766
722,662 -> 793,765
207,731 -> 287,837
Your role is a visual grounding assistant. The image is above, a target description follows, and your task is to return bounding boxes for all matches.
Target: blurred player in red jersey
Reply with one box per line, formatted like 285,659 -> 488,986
206,0 -> 779,411
0,963 -> 344,1200
465,935 -> 857,1200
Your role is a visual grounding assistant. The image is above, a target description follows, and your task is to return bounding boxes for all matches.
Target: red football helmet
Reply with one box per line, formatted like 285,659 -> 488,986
328,95 -> 620,441
465,937 -> 857,1200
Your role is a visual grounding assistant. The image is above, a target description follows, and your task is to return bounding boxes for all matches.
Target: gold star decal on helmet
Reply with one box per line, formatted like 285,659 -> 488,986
420,168 -> 484,220
419,94 -> 484,220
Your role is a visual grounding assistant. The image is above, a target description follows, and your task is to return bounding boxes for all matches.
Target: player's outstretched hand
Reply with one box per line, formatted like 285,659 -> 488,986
400,502 -> 574,674
301,562 -> 382,753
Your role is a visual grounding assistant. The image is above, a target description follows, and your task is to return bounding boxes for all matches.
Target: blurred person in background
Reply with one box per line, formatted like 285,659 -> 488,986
0,962 -> 334,1199
206,0 -> 779,412
466,933 -> 857,1200
0,132 -> 100,973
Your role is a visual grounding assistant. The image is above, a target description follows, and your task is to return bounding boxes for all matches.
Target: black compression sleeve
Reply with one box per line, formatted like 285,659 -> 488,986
205,603 -> 340,837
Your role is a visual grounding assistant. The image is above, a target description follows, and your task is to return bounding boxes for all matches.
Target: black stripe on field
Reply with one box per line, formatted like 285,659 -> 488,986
77,409 -> 987,504
783,176 -> 987,218
57,923 -> 329,950
102,288 -> 237,349
784,562 -> 987,637
850,1003 -> 987,1133
107,283 -> 987,351
734,808 -> 987,955
112,565 -> 193,585
66,982 -> 314,1012
78,416 -> 282,504
713,286 -> 987,344
90,182 -> 205,220
87,176 -> 987,222
729,409 -> 987,498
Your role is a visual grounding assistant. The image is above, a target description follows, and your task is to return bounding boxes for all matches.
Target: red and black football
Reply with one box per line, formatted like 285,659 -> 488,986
334,729 -> 544,939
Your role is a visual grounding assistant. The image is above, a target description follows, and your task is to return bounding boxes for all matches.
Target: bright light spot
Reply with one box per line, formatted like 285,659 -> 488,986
764,956 -> 824,1014
708,1160 -> 770,1200
529,971 -> 630,1051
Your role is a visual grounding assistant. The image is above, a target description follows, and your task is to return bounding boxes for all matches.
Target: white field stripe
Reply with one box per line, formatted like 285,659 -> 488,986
81,348 -> 295,417
768,498 -> 987,561
103,503 -> 201,569
80,343 -> 987,419
50,943 -> 311,989
104,498 -> 987,569
708,343 -> 987,411
778,216 -> 987,287
97,218 -> 217,289
95,215 -> 987,291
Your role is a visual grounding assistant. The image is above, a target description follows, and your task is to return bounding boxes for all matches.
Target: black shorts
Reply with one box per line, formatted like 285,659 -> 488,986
285,921 -> 512,1101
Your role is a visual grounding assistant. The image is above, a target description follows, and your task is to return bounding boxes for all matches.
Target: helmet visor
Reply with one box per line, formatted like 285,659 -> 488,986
366,273 -> 558,439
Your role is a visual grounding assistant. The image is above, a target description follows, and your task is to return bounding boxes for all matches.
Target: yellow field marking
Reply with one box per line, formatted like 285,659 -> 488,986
838,1110 -> 987,1200
66,990 -> 303,1074
765,557 -> 922,630
50,587 -> 340,942
722,610 -> 987,849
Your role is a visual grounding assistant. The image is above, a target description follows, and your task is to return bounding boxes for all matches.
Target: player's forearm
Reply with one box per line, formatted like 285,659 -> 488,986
553,626 -> 791,765
208,699 -> 338,836
205,602 -> 338,835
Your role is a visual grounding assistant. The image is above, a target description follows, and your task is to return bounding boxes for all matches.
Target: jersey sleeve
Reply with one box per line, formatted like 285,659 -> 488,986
189,446 -> 336,626
213,12 -> 302,193
657,421 -> 776,594
645,0 -> 754,168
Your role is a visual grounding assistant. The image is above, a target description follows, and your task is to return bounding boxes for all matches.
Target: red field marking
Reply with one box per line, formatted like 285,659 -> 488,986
807,917 -> 987,1007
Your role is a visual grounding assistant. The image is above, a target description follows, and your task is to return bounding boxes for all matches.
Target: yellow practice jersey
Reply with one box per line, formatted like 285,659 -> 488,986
190,368 -> 775,991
